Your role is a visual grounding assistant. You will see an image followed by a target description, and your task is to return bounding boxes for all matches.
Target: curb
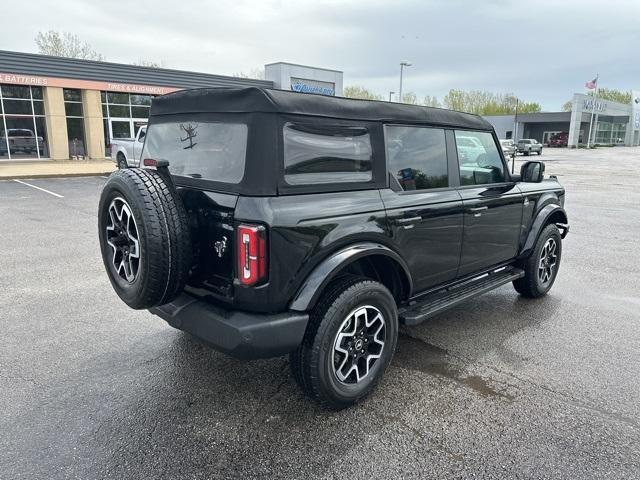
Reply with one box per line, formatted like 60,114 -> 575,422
0,171 -> 115,180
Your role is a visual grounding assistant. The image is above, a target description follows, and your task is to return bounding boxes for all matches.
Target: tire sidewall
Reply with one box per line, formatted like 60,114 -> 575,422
314,283 -> 398,406
98,173 -> 153,307
531,225 -> 562,294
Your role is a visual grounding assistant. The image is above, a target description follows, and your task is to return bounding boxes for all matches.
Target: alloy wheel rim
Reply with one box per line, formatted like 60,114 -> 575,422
332,305 -> 386,384
538,238 -> 558,285
106,197 -> 140,283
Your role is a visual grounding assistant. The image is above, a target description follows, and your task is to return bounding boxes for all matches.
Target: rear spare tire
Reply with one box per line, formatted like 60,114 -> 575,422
98,168 -> 192,309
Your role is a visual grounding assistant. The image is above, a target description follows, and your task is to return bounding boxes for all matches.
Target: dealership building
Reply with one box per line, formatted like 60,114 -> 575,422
484,92 -> 640,147
0,50 -> 343,162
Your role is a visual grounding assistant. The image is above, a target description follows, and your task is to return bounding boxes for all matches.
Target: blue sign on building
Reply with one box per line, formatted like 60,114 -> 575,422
290,77 -> 335,96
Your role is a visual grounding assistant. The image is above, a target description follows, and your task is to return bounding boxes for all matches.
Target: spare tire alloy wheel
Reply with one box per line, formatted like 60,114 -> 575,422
106,197 -> 140,283
332,305 -> 386,384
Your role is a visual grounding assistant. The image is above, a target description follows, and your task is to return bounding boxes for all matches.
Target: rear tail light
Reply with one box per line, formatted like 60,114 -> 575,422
236,224 -> 267,286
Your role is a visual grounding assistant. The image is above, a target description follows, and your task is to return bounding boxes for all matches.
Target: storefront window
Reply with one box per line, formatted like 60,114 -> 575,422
0,84 -> 48,160
64,89 -> 86,158
595,121 -> 627,145
101,92 -> 154,156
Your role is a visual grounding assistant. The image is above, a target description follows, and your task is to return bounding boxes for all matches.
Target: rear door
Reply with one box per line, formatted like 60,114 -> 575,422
381,125 -> 464,293
453,130 -> 523,276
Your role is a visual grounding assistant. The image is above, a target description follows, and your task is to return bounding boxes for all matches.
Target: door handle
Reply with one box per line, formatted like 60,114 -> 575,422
469,206 -> 488,217
395,216 -> 422,225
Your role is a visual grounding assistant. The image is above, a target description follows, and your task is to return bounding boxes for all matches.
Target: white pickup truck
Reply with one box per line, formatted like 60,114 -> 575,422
110,126 -> 146,168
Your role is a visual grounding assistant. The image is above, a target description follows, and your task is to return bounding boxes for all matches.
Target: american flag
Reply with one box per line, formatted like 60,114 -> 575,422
585,77 -> 598,90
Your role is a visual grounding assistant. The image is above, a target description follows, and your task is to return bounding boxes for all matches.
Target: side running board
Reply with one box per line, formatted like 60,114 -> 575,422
399,267 -> 524,326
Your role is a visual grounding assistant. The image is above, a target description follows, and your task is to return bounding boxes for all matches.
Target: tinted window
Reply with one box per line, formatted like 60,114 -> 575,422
385,126 -> 448,191
142,121 -> 248,183
455,130 -> 505,185
283,123 -> 372,185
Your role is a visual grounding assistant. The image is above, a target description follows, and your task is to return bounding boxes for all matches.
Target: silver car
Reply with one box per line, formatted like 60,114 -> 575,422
499,139 -> 517,156
517,139 -> 543,155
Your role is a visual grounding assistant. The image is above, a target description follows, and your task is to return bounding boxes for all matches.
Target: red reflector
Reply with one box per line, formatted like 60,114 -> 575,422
236,224 -> 267,286
143,158 -> 157,167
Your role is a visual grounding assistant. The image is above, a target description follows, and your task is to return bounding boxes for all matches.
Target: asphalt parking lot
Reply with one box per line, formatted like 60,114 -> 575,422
1,148 -> 639,479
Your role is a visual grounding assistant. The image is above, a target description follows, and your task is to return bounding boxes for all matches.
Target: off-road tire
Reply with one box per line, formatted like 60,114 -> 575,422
98,168 -> 192,309
513,223 -> 562,298
289,275 -> 398,410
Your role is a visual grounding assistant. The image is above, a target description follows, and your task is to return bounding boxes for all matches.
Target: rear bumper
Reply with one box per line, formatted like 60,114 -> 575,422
149,294 -> 309,360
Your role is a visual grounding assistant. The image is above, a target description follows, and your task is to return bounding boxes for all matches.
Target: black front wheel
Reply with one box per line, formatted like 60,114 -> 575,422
513,223 -> 562,298
290,276 -> 398,410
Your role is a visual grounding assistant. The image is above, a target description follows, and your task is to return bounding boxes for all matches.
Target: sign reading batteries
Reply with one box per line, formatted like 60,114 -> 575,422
290,77 -> 335,96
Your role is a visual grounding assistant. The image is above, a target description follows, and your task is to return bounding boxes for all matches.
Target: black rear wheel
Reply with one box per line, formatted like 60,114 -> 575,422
290,276 -> 398,409
117,153 -> 128,169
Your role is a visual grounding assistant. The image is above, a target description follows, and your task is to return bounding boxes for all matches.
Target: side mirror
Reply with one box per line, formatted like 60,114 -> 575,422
520,161 -> 545,183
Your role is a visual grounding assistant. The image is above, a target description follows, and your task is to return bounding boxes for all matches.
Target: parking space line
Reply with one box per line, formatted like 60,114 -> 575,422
12,179 -> 64,198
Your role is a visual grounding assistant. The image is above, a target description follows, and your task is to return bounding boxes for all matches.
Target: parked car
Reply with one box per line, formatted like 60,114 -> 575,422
517,138 -> 543,155
0,128 -> 44,155
499,139 -> 517,156
456,135 -> 486,164
98,88 -> 569,409
548,132 -> 568,147
110,125 -> 146,169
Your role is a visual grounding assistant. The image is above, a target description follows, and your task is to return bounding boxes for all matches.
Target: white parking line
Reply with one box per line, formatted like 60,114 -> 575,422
12,179 -> 64,198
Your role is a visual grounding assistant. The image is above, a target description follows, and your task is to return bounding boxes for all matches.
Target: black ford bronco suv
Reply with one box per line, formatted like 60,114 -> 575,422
98,87 -> 568,409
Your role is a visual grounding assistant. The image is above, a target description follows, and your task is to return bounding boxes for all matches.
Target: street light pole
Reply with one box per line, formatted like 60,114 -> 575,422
389,91 -> 395,102
512,97 -> 519,174
399,62 -> 412,103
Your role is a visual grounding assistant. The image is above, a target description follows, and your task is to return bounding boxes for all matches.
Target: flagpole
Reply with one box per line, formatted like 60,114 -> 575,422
586,74 -> 599,148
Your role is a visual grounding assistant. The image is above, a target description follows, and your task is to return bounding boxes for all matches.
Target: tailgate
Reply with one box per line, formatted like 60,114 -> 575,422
180,189 -> 237,299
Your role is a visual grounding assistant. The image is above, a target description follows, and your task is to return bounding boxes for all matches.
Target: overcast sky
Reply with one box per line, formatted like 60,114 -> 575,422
2,0 -> 639,110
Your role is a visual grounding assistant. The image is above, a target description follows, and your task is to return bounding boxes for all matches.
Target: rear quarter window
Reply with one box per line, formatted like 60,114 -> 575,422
283,123 -> 372,185
142,121 -> 248,183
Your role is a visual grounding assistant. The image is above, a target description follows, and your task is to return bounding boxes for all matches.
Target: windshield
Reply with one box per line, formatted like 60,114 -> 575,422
141,121 -> 248,183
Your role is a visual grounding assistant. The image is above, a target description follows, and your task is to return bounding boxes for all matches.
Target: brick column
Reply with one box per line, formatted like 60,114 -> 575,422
43,86 -> 69,160
82,90 -> 105,159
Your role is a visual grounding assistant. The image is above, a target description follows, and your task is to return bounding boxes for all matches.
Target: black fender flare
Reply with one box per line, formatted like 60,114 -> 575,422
289,242 -> 413,312
518,204 -> 568,259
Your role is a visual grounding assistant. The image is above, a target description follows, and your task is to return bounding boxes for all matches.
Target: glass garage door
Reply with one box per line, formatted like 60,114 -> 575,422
101,92 -> 154,157
0,84 -> 49,160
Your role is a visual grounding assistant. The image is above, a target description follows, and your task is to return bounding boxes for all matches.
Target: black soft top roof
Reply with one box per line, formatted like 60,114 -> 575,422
150,87 -> 493,131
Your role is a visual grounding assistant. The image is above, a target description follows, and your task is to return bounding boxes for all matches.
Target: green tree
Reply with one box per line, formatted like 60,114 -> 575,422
443,89 -> 540,115
343,85 -> 382,100
35,30 -> 105,61
422,95 -> 441,108
562,88 -> 631,110
234,67 -> 265,80
401,92 -> 418,104
133,59 -> 166,68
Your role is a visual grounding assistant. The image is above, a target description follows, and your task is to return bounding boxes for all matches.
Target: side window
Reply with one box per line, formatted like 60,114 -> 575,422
283,123 -> 372,185
385,125 -> 448,191
454,130 -> 505,185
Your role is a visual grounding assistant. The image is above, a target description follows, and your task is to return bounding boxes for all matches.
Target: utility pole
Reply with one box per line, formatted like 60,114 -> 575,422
512,97 -> 519,174
587,74 -> 599,148
399,62 -> 411,103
